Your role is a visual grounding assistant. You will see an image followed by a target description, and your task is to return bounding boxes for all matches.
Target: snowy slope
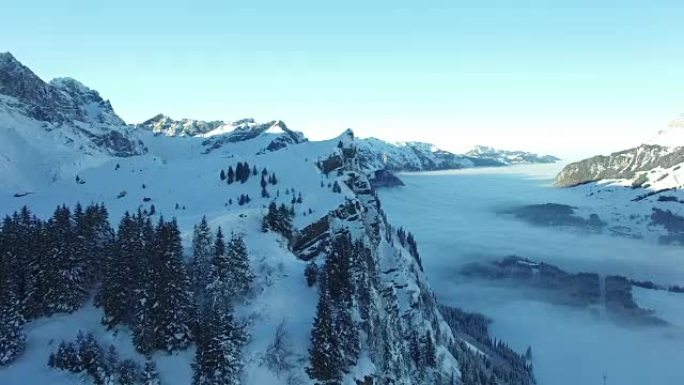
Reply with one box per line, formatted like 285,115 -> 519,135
0,126 -> 466,384
553,115 -> 684,241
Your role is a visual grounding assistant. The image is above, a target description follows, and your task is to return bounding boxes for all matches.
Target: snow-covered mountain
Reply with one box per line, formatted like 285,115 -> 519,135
0,54 -> 534,385
555,116 -> 684,189
355,138 -> 558,174
0,52 -> 145,191
137,114 -> 308,155
138,114 -> 558,174
553,116 -> 684,243
465,145 -> 559,166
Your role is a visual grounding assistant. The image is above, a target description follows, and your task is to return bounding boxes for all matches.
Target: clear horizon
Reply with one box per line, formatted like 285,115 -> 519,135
2,0 -> 683,159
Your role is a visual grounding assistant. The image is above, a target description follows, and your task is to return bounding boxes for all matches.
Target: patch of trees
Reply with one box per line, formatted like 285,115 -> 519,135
1,203 -> 254,382
188,220 -> 252,385
439,305 -> 535,385
262,202 -> 294,241
1,203 -> 112,366
651,208 -> 684,233
48,331 -> 160,385
237,194 -> 251,206
221,162 -> 279,186
397,227 -> 423,271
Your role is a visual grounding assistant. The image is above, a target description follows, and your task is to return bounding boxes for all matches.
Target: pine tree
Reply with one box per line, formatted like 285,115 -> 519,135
150,218 -> 193,352
252,165 -> 258,176
307,282 -> 342,384
0,290 -> 25,366
118,359 -> 141,385
225,233 -> 253,299
192,303 -> 245,385
220,170 -> 226,181
104,345 -> 119,379
100,212 -> 138,327
133,217 -> 157,355
44,205 -> 87,314
190,216 -> 214,306
141,359 -> 161,385
227,166 -> 235,184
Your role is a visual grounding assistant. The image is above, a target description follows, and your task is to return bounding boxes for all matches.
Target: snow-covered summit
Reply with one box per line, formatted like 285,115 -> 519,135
137,114 -> 308,154
137,114 -> 230,137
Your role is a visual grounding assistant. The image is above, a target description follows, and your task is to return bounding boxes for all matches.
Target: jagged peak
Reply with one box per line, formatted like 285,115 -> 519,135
0,51 -> 20,64
334,128 -> 355,142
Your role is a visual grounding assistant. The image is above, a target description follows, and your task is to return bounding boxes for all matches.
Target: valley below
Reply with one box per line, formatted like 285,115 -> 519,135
379,163 -> 684,385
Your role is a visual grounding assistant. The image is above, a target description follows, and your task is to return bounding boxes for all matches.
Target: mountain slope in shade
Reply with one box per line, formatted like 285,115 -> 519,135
0,53 -> 145,191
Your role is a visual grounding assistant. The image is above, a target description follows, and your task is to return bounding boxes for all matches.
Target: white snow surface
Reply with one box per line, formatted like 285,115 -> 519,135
0,120 -> 462,384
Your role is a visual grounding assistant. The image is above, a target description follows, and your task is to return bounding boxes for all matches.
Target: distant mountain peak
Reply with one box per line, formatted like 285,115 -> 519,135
646,113 -> 684,148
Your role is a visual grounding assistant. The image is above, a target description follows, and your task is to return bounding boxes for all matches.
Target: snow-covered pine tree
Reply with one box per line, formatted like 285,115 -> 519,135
81,203 -> 115,285
78,332 -> 107,383
224,233 -> 253,300
133,216 -> 157,354
325,234 -> 359,370
141,359 -> 161,385
190,216 -> 214,306
306,278 -> 343,384
118,359 -> 141,385
44,205 -> 87,314
100,212 -> 138,327
192,302 -> 245,385
0,290 -> 25,366
150,217 -> 193,352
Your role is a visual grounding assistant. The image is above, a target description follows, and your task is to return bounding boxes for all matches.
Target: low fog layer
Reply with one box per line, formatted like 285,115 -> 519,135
380,163 -> 684,385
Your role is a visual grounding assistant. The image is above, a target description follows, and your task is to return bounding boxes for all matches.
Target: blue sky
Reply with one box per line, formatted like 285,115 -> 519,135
2,0 -> 684,157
